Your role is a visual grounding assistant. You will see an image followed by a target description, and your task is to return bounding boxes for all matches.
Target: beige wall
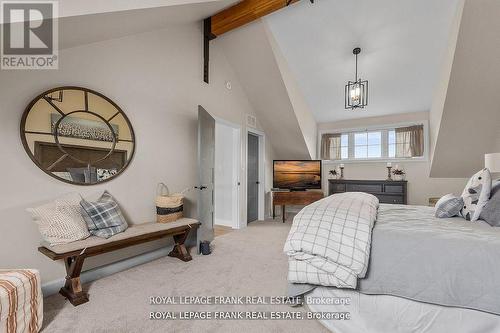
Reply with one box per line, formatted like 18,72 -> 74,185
319,111 -> 467,205
0,23 -> 274,284
265,22 -> 317,160
429,0 -> 464,162
430,0 -> 500,177
219,21 -> 311,160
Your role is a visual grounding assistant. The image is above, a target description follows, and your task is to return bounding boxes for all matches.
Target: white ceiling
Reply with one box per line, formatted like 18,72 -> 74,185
58,0 -> 233,19
265,0 -> 463,123
59,0 -> 237,49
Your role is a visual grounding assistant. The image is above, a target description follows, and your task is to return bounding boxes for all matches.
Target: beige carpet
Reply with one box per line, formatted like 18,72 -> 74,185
42,220 -> 329,332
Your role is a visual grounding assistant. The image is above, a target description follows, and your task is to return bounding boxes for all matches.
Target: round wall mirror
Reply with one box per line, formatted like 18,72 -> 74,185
21,86 -> 135,185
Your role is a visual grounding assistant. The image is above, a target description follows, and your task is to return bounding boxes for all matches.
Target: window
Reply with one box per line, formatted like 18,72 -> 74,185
341,134 -> 348,159
320,124 -> 425,161
388,130 -> 396,158
354,131 -> 381,159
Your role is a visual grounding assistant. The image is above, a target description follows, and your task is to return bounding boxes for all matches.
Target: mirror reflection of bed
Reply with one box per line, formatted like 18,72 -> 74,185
34,141 -> 128,184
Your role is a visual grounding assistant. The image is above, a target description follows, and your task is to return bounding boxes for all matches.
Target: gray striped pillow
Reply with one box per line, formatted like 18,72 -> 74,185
435,193 -> 464,218
435,194 -> 464,218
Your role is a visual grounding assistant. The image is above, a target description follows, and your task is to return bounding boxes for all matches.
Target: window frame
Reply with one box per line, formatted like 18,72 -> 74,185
318,120 -> 429,163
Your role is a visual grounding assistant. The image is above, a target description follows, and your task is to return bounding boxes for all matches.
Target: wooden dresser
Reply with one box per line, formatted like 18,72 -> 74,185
328,179 -> 407,205
272,191 -> 324,223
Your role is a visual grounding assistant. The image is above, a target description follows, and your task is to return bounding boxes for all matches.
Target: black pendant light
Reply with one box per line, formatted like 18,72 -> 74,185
345,47 -> 368,110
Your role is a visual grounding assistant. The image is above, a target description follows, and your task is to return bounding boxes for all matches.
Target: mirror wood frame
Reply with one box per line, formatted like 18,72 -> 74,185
20,86 -> 136,186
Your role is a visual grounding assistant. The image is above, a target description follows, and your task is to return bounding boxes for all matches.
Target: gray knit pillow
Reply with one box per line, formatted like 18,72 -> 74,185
435,194 -> 464,218
480,182 -> 500,226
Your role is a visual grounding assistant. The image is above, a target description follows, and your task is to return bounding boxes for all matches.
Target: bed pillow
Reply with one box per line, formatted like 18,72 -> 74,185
27,193 -> 91,245
435,194 -> 464,218
97,168 -> 117,182
460,168 -> 492,221
480,181 -> 500,226
491,179 -> 500,196
67,167 -> 97,183
80,191 -> 128,238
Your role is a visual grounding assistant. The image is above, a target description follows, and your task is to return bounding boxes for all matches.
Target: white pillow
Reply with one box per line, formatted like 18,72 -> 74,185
27,193 -> 90,245
460,168 -> 492,221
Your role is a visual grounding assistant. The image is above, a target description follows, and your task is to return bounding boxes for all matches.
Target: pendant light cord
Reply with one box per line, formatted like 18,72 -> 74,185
355,53 -> 358,82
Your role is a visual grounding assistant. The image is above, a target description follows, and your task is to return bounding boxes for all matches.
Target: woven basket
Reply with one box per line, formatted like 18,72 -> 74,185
156,183 -> 184,223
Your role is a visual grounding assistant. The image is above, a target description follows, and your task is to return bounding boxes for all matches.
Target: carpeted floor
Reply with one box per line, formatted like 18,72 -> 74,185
42,220 -> 329,332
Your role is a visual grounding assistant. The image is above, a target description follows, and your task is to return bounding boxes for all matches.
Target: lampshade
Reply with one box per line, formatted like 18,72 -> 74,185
485,153 -> 500,173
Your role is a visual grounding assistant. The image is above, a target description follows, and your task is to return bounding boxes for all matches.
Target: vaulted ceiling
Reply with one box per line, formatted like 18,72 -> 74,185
8,0 -> 498,176
265,0 -> 463,123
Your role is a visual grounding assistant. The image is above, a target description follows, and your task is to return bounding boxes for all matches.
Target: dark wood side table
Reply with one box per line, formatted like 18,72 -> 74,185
272,191 -> 324,223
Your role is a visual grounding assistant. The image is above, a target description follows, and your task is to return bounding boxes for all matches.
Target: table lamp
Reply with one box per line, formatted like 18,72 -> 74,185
485,153 -> 500,175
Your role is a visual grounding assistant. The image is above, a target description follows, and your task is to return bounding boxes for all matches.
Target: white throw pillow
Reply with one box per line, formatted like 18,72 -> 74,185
27,193 -> 90,245
460,168 -> 492,221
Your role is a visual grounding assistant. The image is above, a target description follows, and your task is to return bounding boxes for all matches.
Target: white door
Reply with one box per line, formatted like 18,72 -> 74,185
197,106 -> 215,246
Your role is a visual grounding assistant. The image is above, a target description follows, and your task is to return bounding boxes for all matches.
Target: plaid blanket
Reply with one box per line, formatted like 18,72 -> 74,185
284,192 -> 379,288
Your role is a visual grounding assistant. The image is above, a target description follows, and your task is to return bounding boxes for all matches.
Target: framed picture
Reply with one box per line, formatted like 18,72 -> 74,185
51,113 -> 119,142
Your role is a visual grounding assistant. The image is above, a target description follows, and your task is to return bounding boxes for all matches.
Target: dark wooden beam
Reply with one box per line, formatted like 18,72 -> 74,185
211,0 -> 301,37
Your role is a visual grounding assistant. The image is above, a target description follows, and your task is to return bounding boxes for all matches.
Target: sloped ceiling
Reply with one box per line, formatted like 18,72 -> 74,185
59,0 -> 235,19
59,0 -> 238,49
217,21 -> 313,160
264,0 -> 462,123
430,0 -> 500,177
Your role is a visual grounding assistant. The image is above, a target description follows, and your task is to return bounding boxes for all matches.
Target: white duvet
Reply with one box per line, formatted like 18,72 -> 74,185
284,192 -> 378,288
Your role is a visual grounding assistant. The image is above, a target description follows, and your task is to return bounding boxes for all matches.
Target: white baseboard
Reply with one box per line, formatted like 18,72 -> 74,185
214,219 -> 234,228
41,247 -> 170,297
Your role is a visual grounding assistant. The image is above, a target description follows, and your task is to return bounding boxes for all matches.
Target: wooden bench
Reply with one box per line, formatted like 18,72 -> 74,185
38,218 -> 200,306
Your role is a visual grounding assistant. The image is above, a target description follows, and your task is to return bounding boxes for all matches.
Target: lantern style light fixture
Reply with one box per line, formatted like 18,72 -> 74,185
345,47 -> 368,110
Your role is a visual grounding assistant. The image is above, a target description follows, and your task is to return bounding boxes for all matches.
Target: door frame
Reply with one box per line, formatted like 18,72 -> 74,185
214,117 -> 242,229
245,127 -> 265,225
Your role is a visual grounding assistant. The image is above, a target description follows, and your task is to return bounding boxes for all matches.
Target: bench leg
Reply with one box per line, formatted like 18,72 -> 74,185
168,230 -> 193,262
60,255 -> 89,306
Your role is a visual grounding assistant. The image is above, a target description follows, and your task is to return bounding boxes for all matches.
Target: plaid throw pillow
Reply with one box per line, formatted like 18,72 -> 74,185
80,191 -> 128,238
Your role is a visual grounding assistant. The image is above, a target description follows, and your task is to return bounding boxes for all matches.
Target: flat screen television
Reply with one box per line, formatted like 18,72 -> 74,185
273,160 -> 322,190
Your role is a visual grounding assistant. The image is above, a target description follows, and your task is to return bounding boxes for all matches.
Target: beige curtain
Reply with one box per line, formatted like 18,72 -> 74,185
395,125 -> 424,158
321,133 -> 341,160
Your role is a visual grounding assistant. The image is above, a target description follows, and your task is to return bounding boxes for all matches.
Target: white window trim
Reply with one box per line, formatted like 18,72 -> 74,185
318,120 -> 429,164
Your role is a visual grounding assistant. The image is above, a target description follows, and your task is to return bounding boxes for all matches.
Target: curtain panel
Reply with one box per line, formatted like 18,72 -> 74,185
395,125 -> 424,158
321,133 -> 341,160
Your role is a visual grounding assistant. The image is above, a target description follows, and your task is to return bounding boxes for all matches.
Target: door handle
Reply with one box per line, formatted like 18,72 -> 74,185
256,181 -> 260,185
195,185 -> 208,190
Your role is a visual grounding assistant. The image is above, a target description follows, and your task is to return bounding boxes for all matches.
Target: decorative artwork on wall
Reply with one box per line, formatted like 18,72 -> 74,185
51,113 -> 119,142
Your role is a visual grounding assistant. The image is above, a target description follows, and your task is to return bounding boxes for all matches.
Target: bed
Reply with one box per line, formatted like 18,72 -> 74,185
284,193 -> 500,333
